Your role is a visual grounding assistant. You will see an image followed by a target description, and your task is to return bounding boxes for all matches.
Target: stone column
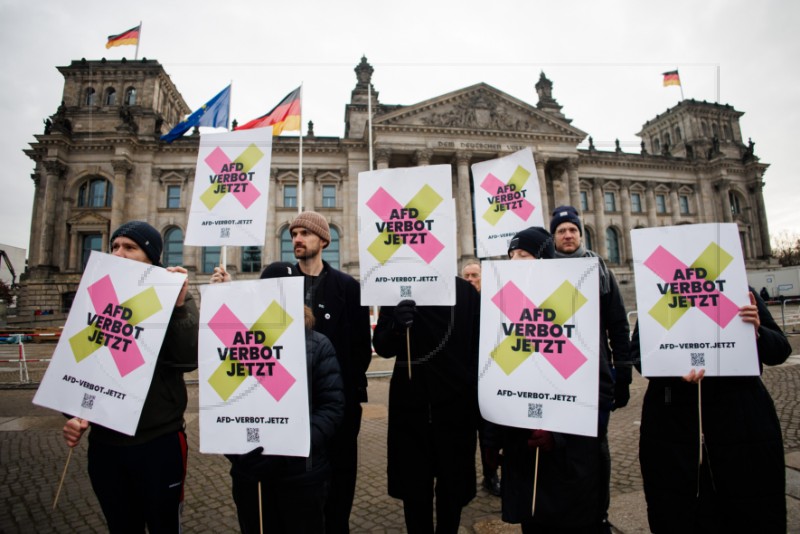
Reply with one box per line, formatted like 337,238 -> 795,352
619,179 -> 633,264
68,228 -> 78,271
28,173 -> 43,267
645,182 -> 658,227
669,183 -> 681,225
534,155 -> 549,218
265,168 -> 278,261
455,151 -> 475,258
414,149 -> 432,167
375,148 -> 391,170
39,160 -> 66,267
716,179 -> 732,222
555,165 -> 570,208
592,178 -> 608,258
566,157 -> 580,209
110,159 -> 132,234
304,167 -> 316,211
752,179 -> 771,257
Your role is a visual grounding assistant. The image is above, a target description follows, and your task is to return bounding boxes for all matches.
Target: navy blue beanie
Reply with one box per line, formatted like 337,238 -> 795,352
508,227 -> 556,259
111,221 -> 163,266
550,205 -> 583,236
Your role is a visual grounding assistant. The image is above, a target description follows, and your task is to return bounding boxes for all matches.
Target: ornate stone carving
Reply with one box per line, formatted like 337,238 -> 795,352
414,149 -> 432,166
421,94 -> 532,131
43,160 -> 67,178
112,160 -> 133,175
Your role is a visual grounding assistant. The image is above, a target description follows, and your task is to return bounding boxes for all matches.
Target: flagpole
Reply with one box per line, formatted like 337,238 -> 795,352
368,82 -> 374,172
220,80 -> 232,273
298,83 -> 304,214
716,65 -> 720,103
135,21 -> 142,60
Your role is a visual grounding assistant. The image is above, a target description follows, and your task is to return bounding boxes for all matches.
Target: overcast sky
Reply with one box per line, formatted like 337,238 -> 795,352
1,0 -> 798,253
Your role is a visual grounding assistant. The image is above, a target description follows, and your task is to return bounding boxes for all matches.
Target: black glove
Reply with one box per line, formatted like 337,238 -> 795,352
613,366 -> 632,410
527,429 -> 555,452
392,299 -> 417,331
229,446 -> 268,483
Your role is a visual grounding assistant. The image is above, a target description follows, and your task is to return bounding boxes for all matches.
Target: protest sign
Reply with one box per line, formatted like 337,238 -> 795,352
358,165 -> 457,306
33,252 -> 185,435
184,128 -> 273,246
632,223 -> 757,377
478,258 -> 599,436
198,277 -> 310,455
471,149 -> 544,258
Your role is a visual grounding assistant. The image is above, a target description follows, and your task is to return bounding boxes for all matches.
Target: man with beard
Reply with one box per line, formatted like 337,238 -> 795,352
289,211 -> 372,534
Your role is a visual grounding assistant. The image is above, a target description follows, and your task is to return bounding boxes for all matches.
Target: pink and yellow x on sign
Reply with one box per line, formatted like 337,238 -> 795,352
69,274 -> 162,377
480,166 -> 535,226
366,185 -> 445,265
207,301 -> 297,402
490,280 -> 588,379
200,143 -> 265,210
644,242 -> 738,330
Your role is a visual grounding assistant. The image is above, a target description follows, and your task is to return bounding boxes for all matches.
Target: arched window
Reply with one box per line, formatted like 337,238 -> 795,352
82,234 -> 102,271
78,178 -> 113,208
584,228 -> 593,252
85,87 -> 96,106
104,88 -> 116,106
664,132 -> 671,147
322,227 -> 340,269
202,246 -> 220,273
653,137 -> 661,153
606,228 -> 620,264
242,246 -> 262,273
729,191 -> 742,216
164,227 -> 184,267
675,126 -> 682,141
125,87 -> 137,106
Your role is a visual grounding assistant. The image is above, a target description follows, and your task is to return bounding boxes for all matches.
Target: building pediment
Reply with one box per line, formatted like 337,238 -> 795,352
374,83 -> 586,140
67,211 -> 110,227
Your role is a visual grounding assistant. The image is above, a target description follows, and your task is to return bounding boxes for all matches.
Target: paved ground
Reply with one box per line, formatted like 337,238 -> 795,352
1,337 -> 799,533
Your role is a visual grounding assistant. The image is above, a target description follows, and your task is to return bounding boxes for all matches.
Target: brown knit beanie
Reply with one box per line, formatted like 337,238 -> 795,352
289,211 -> 331,248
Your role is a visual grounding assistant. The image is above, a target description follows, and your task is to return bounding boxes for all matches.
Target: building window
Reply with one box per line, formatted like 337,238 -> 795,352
322,227 -> 340,269
166,185 -> 181,209
61,291 -> 77,313
653,137 -> 661,153
202,246 -> 221,273
322,185 -> 336,208
82,234 -> 102,271
584,229 -> 593,251
664,132 -> 671,147
281,227 -> 294,263
712,123 -> 719,138
679,195 -> 690,215
242,246 -> 261,273
656,194 -> 667,214
78,178 -> 113,208
723,124 -> 731,139
105,88 -> 116,106
125,87 -> 137,106
701,122 -> 708,136
606,228 -> 620,264
730,192 -> 742,215
675,126 -> 682,141
85,87 -> 96,106
631,192 -> 642,213
604,192 -> 616,212
164,227 -> 183,267
580,191 -> 589,211
284,184 -> 297,208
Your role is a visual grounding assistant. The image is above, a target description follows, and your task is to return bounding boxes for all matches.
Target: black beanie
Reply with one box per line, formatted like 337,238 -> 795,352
260,262 -> 299,279
111,221 -> 163,266
508,227 -> 556,259
550,205 -> 583,236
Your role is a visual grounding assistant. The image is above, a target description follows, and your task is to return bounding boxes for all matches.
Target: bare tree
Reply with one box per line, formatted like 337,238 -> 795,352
771,231 -> 800,266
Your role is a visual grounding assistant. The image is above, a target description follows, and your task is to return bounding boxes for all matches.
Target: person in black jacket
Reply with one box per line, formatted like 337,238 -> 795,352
372,277 -> 481,534
63,221 -> 198,534
497,226 -> 614,533
550,206 -> 632,531
634,288 -> 791,532
225,262 -> 345,534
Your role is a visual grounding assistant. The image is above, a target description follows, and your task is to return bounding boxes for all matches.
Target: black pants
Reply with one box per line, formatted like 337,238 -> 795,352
324,403 -> 362,533
88,431 -> 188,534
232,476 -> 328,534
402,493 -> 463,534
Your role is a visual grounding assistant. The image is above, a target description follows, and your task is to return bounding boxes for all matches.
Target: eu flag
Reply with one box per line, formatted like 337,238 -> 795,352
161,84 -> 231,143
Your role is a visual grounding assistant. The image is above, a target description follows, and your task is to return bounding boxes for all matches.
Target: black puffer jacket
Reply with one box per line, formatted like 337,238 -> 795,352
229,329 -> 344,485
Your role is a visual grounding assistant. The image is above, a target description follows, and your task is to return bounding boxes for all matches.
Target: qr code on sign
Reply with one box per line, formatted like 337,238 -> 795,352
246,428 -> 260,443
82,394 -> 95,410
220,227 -> 231,239
528,403 -> 543,419
400,285 -> 412,298
690,352 -> 705,366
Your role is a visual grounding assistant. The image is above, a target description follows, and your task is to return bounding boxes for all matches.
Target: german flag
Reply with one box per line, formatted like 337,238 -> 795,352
236,86 -> 301,135
106,25 -> 140,49
662,70 -> 681,87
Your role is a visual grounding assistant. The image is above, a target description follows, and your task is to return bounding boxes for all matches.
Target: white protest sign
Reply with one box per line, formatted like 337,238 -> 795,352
471,149 -> 544,258
478,258 -> 599,437
33,252 -> 185,436
198,277 -> 310,455
358,165 -> 457,306
184,128 -> 273,246
631,223 -> 757,377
